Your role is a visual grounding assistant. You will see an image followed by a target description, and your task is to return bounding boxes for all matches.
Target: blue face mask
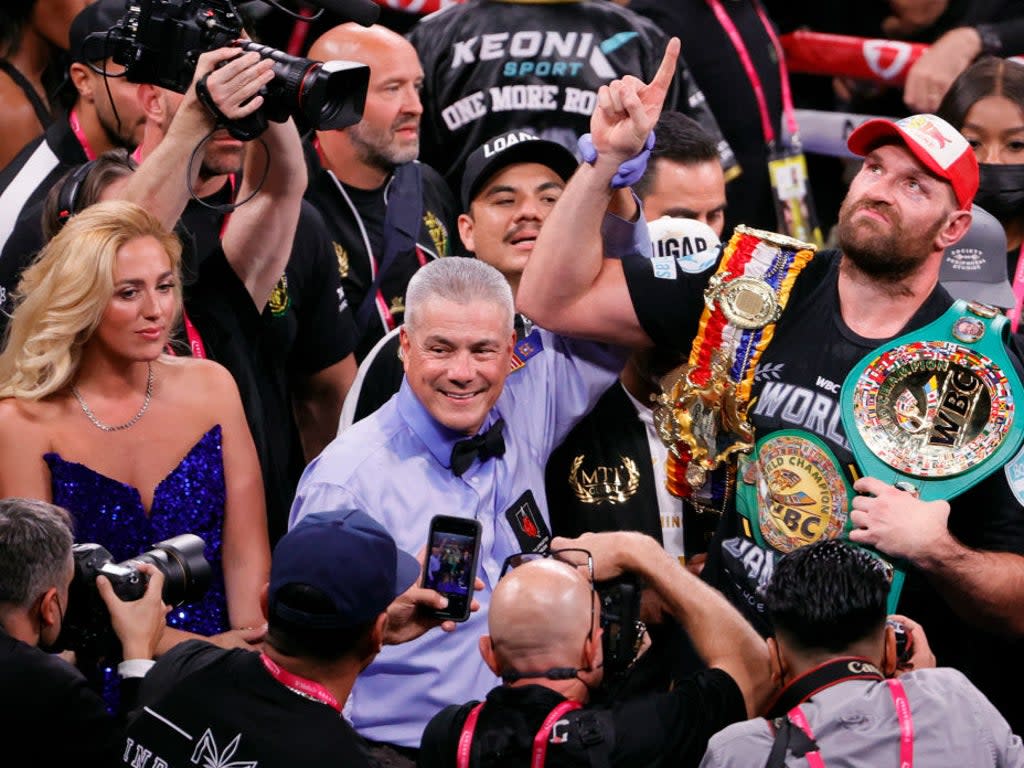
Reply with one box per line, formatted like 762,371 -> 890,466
975,162 -> 1024,224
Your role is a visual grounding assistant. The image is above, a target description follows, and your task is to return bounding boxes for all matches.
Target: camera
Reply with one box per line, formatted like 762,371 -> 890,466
887,618 -> 914,666
597,575 -> 645,687
91,0 -> 370,139
59,534 -> 211,660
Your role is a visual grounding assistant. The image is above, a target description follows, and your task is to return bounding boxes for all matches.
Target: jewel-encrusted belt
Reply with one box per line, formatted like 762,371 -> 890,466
655,225 -> 817,503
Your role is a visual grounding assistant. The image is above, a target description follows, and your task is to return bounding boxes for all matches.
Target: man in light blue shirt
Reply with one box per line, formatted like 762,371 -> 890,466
290,132 -> 649,754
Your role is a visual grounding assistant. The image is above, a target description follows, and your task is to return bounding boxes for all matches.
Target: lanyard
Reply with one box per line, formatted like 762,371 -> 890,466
456,699 -> 582,768
68,107 -> 97,161
323,160 -> 428,333
1009,244 -> 1024,333
706,0 -> 798,148
260,653 -> 341,712
170,174 -> 238,361
787,678 -> 913,768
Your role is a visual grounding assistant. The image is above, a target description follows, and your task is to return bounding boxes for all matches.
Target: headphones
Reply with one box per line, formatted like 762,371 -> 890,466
55,159 -> 101,230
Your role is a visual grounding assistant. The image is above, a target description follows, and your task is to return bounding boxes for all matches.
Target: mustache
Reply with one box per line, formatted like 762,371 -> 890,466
503,221 -> 541,244
391,117 -> 420,132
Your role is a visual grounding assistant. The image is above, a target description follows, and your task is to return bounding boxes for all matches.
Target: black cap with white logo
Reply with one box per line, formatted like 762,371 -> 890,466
460,130 -> 578,210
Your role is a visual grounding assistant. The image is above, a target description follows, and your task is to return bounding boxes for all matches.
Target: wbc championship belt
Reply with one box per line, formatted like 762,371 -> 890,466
734,430 -> 904,613
654,226 -> 816,508
841,300 -> 1024,501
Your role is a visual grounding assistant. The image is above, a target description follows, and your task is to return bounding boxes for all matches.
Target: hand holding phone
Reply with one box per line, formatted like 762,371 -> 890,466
422,515 -> 482,622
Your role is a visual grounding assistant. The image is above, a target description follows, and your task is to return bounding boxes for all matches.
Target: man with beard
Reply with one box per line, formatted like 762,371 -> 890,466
0,0 -> 145,257
303,23 -> 459,360
516,39 -> 1024,733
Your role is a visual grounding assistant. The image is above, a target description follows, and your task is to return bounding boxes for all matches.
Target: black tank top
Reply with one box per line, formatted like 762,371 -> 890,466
0,59 -> 52,128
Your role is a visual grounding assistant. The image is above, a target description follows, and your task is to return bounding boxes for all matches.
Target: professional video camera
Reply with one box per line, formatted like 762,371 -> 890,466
90,0 -> 370,140
59,533 -> 211,661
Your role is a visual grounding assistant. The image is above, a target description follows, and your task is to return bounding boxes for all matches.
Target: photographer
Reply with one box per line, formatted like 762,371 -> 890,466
0,497 -> 166,768
700,540 -> 1024,767
418,531 -> 772,768
124,506 -> 476,768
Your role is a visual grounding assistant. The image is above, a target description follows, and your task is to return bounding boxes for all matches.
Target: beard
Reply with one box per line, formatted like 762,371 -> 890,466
200,137 -> 245,179
837,198 -> 944,282
348,116 -> 420,173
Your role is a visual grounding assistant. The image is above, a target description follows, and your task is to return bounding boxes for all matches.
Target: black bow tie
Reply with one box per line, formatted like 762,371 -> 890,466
450,418 -> 506,477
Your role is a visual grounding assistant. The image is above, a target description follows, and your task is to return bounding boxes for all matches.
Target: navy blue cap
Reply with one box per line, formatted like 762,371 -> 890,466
270,509 -> 420,629
461,130 -> 578,209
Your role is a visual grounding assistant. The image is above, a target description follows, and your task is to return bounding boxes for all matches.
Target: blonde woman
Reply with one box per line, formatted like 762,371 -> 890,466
0,201 -> 269,659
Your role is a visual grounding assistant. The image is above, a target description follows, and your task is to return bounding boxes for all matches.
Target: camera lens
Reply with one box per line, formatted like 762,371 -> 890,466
132,534 -> 211,606
300,60 -> 370,131
233,40 -> 369,132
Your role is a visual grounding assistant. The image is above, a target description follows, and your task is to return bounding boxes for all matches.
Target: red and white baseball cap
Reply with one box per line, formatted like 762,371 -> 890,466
847,114 -> 978,210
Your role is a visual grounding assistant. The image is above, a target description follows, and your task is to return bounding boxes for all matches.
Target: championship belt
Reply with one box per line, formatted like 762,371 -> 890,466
841,300 -> 1024,501
654,226 -> 816,505
736,429 -> 904,613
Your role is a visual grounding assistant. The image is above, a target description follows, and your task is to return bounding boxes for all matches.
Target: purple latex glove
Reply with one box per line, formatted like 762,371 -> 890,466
577,131 -> 656,189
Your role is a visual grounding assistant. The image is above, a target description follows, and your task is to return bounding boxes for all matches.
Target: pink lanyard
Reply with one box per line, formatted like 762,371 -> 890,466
787,678 -> 914,768
1009,244 -> 1024,332
68,107 -> 96,161
260,653 -> 341,712
706,0 -> 798,148
456,699 -> 582,768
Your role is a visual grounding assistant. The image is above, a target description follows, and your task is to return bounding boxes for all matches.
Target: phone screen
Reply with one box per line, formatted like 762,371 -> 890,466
423,515 -> 481,622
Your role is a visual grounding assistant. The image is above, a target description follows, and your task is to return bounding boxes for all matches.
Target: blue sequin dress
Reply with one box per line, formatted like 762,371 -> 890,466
45,425 -> 229,711
45,424 -> 229,636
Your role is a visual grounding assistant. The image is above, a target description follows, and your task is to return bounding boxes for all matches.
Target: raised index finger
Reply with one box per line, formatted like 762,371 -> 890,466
648,37 -> 680,95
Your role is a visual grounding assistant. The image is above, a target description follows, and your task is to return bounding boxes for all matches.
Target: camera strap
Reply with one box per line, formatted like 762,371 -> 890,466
196,73 -> 266,142
457,699 -> 582,768
762,657 -> 913,768
260,653 -> 341,713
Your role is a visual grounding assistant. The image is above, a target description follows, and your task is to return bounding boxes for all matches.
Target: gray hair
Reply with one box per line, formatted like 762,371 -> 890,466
405,257 -> 514,332
0,498 -> 74,610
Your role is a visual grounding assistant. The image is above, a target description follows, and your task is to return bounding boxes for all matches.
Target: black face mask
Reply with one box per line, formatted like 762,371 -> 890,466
975,163 -> 1024,223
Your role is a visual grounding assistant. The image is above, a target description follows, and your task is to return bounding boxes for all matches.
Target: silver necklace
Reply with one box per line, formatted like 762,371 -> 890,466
72,362 -> 154,432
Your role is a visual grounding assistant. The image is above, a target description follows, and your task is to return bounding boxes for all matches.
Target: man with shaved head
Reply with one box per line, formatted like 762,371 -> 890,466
304,23 -> 459,359
419,531 -> 772,768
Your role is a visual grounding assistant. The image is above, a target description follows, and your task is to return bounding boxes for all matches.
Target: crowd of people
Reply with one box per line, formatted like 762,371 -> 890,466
1,0 -> 1024,766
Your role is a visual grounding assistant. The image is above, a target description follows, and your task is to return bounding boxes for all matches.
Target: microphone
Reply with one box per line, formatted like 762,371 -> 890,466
303,0 -> 380,26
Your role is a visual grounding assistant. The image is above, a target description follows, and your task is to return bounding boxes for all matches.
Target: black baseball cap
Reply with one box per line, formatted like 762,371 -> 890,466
69,0 -> 125,65
460,130 -> 578,209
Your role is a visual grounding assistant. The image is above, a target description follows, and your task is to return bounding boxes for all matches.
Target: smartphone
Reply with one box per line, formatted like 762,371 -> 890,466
422,515 -> 482,622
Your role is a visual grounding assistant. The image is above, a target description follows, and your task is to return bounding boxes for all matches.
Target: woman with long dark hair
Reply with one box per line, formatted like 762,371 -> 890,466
938,57 -> 1024,327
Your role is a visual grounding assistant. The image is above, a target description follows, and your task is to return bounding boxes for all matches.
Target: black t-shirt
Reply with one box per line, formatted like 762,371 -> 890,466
182,197 -> 357,542
419,669 -> 744,768
125,641 -> 370,768
0,628 -> 123,768
623,247 -> 1024,732
302,147 -> 459,361
407,0 -> 734,187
